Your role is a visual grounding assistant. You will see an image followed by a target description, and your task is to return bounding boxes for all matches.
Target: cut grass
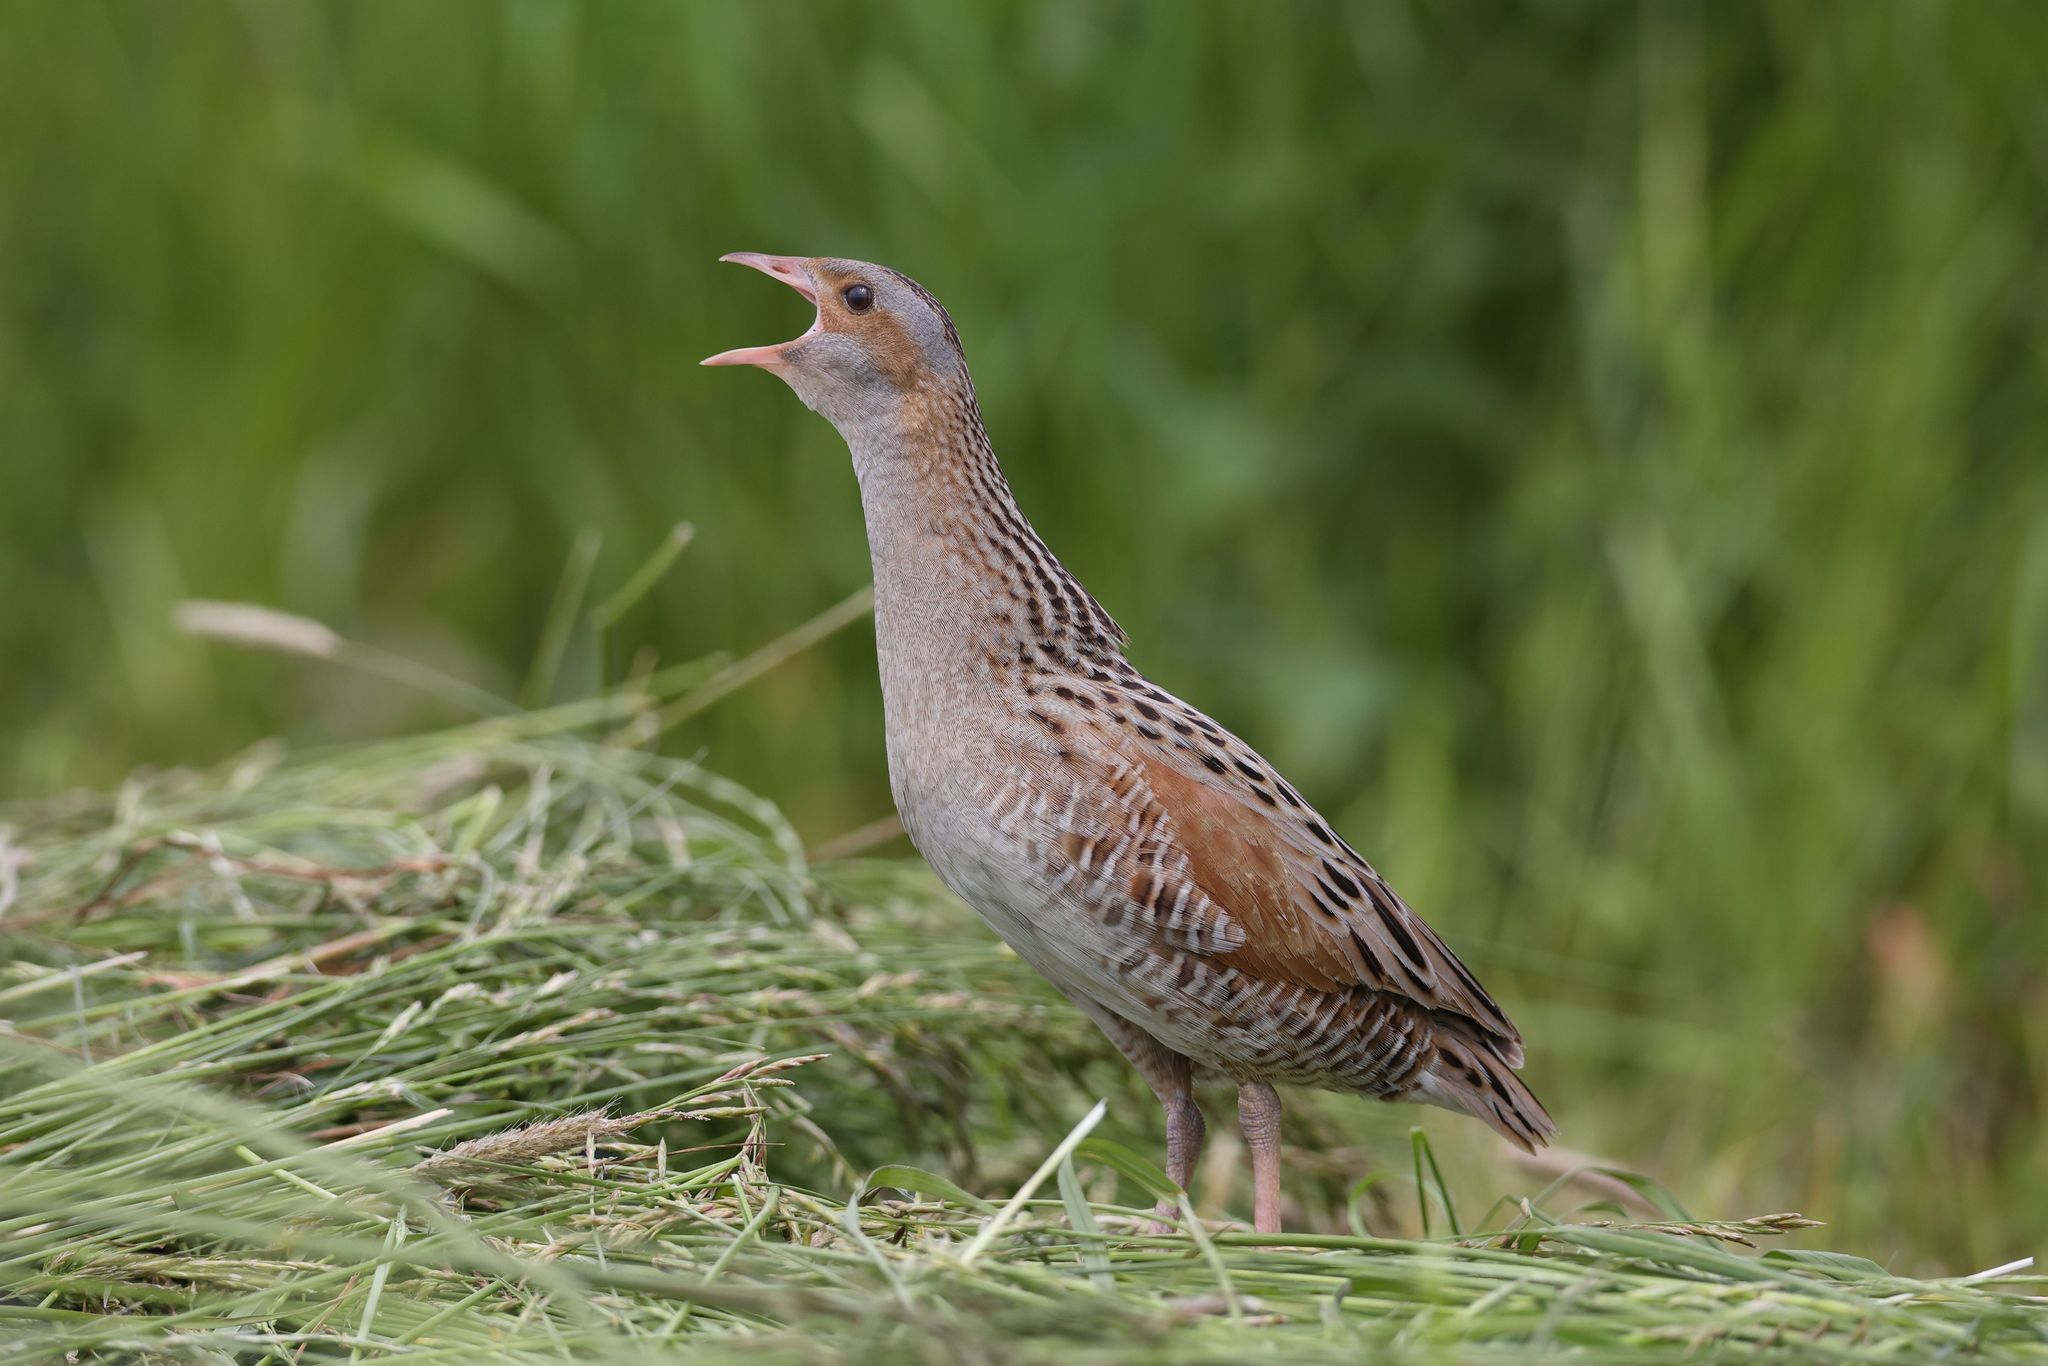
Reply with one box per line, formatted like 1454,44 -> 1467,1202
1,651 -> 2042,1361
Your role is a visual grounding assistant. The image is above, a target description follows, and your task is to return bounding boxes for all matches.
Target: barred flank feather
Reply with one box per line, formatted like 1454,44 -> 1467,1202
1416,1028 -> 1557,1152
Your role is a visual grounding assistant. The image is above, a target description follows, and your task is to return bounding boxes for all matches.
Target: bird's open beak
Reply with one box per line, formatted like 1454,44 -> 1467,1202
701,253 -> 820,371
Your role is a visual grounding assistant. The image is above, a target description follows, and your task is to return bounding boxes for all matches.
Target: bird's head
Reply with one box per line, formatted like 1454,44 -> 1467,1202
703,253 -> 967,433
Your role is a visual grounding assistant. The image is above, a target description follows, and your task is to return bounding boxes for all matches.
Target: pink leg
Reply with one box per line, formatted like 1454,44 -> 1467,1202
1086,1009 -> 1205,1227
1237,1081 -> 1283,1234
1161,1087 -> 1206,1194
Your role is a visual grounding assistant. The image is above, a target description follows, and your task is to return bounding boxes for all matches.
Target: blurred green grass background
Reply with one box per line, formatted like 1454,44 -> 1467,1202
2,2 -> 2043,1265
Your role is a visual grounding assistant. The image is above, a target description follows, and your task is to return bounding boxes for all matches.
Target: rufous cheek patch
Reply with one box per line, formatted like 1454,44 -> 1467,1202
813,266 -> 926,390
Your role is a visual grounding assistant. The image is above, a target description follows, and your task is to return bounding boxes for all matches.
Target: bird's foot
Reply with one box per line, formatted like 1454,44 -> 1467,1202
1140,1198 -> 1182,1237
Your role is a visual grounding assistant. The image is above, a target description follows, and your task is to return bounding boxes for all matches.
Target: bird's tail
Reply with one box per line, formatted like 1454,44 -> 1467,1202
1413,1027 -> 1556,1152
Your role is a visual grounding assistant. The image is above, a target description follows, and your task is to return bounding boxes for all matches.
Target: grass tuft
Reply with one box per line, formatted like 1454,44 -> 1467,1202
2,645 -> 2041,1362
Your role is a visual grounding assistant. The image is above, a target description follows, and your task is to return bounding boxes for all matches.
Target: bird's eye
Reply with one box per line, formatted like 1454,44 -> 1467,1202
842,283 -> 874,313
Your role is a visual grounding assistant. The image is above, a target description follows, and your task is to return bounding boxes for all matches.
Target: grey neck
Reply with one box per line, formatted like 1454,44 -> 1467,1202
836,397 -> 1126,679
